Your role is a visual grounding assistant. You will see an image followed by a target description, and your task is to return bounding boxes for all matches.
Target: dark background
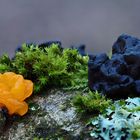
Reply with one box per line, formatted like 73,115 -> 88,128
0,0 -> 140,57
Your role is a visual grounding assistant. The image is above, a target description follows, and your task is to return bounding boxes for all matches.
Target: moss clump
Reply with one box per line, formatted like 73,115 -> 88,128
0,54 -> 12,73
0,43 -> 88,93
73,91 -> 112,114
132,127 -> 140,139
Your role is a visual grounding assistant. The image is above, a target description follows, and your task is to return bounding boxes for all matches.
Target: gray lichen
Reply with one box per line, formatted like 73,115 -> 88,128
0,89 -> 92,140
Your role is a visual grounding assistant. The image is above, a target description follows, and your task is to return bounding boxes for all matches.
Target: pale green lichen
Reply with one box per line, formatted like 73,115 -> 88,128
91,97 -> 140,140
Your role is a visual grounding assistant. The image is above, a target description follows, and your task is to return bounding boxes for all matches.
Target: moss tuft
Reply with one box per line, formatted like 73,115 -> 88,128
73,90 -> 112,114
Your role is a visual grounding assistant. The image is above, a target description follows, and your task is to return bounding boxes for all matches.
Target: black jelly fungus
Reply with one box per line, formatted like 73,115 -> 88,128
88,34 -> 140,98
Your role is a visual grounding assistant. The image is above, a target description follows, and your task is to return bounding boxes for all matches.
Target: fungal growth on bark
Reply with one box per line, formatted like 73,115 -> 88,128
88,34 -> 140,98
0,72 -> 33,116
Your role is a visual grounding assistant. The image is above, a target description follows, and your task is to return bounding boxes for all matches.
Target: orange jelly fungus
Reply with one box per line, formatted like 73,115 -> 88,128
0,72 -> 33,116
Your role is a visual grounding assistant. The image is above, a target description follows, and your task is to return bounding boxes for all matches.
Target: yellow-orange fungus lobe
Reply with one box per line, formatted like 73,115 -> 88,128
0,72 -> 33,116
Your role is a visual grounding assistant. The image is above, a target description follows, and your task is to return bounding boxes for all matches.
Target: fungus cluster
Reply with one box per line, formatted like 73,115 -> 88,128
88,34 -> 140,98
0,72 -> 33,116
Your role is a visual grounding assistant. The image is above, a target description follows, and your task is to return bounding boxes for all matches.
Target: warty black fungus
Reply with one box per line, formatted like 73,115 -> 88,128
88,34 -> 140,98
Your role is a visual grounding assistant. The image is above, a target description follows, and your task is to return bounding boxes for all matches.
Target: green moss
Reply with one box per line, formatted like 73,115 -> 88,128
0,43 -> 88,93
132,127 -> 140,139
73,90 -> 112,114
0,54 -> 12,73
